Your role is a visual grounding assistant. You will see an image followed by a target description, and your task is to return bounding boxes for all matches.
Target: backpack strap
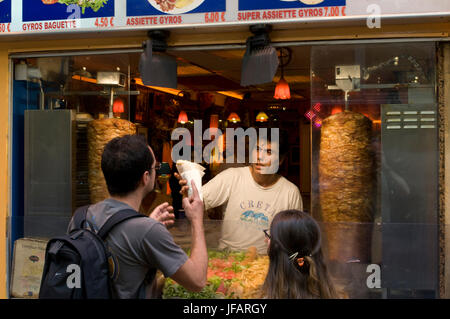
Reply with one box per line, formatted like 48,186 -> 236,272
73,205 -> 90,230
97,209 -> 146,240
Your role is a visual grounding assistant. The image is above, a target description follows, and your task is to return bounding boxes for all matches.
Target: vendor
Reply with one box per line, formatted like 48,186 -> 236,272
177,129 -> 302,254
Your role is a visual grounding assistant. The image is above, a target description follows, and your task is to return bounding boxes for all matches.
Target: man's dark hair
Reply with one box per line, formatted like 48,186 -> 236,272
101,134 -> 153,197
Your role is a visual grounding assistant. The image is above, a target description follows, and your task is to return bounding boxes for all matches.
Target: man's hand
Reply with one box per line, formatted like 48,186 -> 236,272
174,172 -> 189,198
182,182 -> 203,223
149,202 -> 175,227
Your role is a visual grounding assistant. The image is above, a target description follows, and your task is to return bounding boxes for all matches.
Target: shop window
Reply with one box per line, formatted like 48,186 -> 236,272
9,42 -> 440,299
310,42 -> 438,298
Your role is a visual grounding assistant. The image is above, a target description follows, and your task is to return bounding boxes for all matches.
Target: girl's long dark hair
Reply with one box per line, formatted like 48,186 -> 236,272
262,210 -> 338,299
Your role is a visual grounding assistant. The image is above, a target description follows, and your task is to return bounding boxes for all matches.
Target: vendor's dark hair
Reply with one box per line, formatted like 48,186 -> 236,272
262,210 -> 337,299
101,134 -> 153,196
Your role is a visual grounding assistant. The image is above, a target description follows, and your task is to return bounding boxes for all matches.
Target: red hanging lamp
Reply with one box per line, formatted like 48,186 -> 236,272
113,98 -> 125,113
274,76 -> 291,100
177,110 -> 188,124
274,47 -> 292,100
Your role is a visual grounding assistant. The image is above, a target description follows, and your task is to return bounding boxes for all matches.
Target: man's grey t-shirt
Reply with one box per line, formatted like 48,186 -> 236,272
67,198 -> 188,299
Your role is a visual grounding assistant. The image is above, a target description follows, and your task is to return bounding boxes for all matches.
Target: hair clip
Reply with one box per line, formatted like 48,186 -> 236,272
288,252 -> 298,261
297,257 -> 305,267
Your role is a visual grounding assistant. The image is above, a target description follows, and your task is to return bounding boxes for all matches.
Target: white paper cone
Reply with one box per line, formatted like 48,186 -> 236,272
176,160 -> 205,175
176,160 -> 205,201
181,170 -> 203,201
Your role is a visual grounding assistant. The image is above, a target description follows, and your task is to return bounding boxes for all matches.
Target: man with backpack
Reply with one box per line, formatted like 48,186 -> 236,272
40,134 -> 207,299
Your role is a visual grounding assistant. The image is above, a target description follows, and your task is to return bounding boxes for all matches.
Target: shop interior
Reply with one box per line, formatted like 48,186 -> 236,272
9,40 -> 440,298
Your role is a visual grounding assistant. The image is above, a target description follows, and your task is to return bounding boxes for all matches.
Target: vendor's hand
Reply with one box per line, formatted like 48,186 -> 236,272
174,172 -> 189,198
149,202 -> 175,227
182,182 -> 203,223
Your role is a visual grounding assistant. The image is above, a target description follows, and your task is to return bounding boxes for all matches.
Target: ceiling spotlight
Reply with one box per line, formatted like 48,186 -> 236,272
227,112 -> 241,123
241,24 -> 279,87
139,30 -> 177,89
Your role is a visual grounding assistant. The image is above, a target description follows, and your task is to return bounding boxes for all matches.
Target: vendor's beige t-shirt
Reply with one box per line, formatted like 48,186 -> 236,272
202,166 -> 303,254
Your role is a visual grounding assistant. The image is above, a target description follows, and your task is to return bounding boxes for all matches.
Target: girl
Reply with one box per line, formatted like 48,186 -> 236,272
262,209 -> 338,299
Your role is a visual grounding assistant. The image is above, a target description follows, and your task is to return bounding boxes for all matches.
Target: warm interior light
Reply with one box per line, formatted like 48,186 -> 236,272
256,111 -> 269,122
331,106 -> 343,115
274,76 -> 291,100
227,112 -> 241,123
134,78 -> 182,96
178,111 -> 188,124
113,98 -> 125,113
72,75 -> 97,84
217,91 -> 244,100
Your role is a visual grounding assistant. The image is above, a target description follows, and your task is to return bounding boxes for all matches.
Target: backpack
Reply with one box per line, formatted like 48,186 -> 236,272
39,205 -> 146,299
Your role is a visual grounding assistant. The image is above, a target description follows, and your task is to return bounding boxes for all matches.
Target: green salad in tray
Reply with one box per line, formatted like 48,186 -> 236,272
58,0 -> 109,14
163,249 -> 254,299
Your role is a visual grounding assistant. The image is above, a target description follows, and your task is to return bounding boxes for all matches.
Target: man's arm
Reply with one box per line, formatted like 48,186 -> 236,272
170,182 -> 208,292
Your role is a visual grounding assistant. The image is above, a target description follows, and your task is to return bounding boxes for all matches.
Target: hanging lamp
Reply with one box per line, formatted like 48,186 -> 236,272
274,47 -> 292,100
113,98 -> 125,113
177,111 -> 188,124
227,112 -> 241,123
255,111 -> 269,122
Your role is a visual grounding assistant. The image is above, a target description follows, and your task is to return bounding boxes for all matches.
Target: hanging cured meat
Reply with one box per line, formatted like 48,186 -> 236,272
318,111 -> 374,262
87,118 -> 136,204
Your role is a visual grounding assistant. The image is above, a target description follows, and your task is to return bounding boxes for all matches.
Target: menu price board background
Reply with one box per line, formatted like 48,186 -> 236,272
0,0 -> 11,24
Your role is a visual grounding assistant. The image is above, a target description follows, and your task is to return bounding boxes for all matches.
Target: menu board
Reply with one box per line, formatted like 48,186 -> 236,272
0,0 -> 448,35
126,0 -> 226,27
